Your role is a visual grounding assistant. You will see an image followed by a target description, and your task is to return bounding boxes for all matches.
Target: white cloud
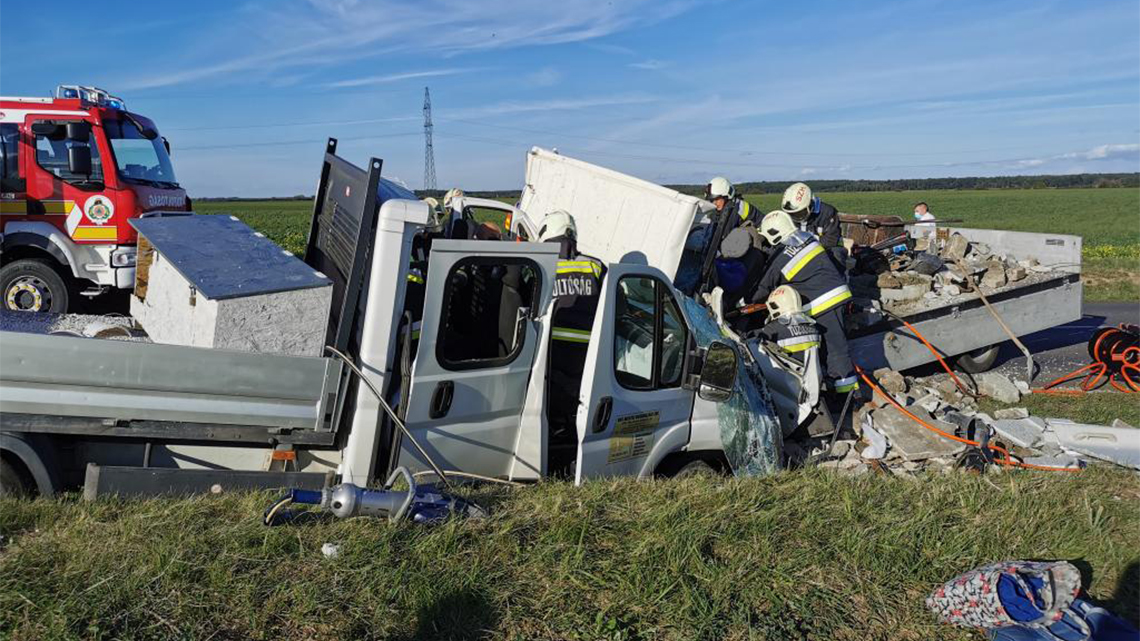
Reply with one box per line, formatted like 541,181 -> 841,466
442,94 -> 659,119
119,0 -> 704,90
629,59 -> 668,70
1011,143 -> 1140,168
326,68 -> 475,88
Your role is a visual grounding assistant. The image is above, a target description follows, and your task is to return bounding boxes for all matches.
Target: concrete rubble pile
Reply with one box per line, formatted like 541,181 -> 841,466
847,231 -> 1056,324
787,368 -> 1140,476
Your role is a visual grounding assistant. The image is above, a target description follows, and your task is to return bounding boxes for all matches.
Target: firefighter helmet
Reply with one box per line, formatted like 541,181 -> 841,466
759,210 -> 797,246
781,182 -> 813,216
538,210 -> 577,242
706,176 -> 735,201
766,285 -> 802,321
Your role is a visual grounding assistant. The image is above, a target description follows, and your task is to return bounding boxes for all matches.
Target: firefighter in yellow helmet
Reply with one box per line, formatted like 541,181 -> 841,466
781,182 -> 845,272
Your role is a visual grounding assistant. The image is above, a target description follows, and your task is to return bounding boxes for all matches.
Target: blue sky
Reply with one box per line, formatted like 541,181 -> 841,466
2,0 -> 1138,196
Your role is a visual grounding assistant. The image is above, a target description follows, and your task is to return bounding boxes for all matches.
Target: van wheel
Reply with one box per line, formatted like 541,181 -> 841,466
955,344 -> 1001,374
0,258 -> 71,313
672,459 -> 719,479
0,458 -> 33,497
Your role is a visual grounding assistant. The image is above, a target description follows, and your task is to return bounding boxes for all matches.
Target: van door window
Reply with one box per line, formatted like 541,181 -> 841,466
33,121 -> 103,184
0,123 -> 21,191
614,276 -> 688,390
437,257 -> 539,370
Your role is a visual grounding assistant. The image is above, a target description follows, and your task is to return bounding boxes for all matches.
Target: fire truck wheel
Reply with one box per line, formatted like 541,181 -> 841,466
0,258 -> 72,313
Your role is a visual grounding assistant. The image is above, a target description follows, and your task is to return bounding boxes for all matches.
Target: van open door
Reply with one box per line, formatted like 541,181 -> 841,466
574,264 -> 699,483
396,240 -> 558,479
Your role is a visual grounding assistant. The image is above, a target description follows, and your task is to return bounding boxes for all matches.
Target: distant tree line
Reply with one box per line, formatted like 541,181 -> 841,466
196,173 -> 1138,201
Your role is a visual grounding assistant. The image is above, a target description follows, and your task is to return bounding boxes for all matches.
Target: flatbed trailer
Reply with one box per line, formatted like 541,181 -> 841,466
848,226 -> 1082,373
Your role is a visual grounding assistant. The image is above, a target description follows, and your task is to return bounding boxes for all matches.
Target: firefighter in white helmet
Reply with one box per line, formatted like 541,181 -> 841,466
691,177 -> 764,295
749,211 -> 858,394
540,210 -> 606,475
781,182 -> 845,272
760,285 -> 820,361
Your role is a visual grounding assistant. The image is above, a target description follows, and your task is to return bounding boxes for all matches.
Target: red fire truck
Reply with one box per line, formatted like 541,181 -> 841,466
0,85 -> 191,313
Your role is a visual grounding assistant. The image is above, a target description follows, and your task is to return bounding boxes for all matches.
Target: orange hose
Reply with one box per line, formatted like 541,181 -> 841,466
1033,326 -> 1138,395
890,314 -> 977,397
856,366 -> 1080,473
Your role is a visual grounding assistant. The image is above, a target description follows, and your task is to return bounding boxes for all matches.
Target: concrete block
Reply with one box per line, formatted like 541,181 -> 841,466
942,233 -> 970,262
979,372 -> 1021,403
994,407 -> 1030,420
992,416 -> 1046,449
873,404 -> 966,461
130,219 -> 332,357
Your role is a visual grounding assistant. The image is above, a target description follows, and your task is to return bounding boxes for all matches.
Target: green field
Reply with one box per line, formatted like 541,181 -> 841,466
2,467 -> 1137,640
197,187 -> 1140,301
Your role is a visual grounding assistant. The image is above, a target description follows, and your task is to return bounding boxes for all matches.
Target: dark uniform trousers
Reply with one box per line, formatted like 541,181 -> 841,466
548,255 -> 606,438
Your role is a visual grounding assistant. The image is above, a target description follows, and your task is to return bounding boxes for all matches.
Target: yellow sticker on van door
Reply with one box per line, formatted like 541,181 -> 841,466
607,410 -> 660,463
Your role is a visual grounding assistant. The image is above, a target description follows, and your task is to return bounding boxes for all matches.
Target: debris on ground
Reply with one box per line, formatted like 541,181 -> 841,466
793,368 -> 1138,476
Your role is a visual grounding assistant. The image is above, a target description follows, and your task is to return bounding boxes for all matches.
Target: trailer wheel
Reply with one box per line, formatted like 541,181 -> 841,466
955,344 -> 1001,374
0,258 -> 71,313
0,457 -> 33,497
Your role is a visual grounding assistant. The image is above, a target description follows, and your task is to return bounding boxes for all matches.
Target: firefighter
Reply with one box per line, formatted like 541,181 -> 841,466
760,285 -> 820,362
706,176 -> 761,230
749,211 -> 858,395
540,210 -> 605,473
693,177 -> 763,294
780,182 -> 845,271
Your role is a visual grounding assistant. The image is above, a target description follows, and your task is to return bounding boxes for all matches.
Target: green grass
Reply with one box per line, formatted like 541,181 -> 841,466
979,392 -> 1140,427
2,468 -> 1137,640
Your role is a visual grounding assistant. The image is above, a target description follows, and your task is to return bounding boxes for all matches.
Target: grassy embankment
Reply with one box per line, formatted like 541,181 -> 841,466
2,467 -> 1137,640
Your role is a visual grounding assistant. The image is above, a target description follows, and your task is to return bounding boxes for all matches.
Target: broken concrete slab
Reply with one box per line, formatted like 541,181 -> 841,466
878,272 -> 901,288
981,261 -> 1008,289
1015,380 -> 1031,394
1112,419 -> 1135,429
873,404 -> 966,461
992,416 -> 1046,449
1007,266 -> 1027,282
993,407 -> 1030,420
942,233 -> 970,262
880,284 -> 929,303
1045,419 -> 1140,470
1022,453 -> 1084,470
875,368 -> 908,395
979,372 -> 1021,403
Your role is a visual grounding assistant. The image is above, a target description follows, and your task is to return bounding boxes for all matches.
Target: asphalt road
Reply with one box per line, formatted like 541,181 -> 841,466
990,301 -> 1139,383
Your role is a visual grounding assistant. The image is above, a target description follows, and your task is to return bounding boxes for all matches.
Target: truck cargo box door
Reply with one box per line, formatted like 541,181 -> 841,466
397,240 -> 558,479
575,264 -> 697,484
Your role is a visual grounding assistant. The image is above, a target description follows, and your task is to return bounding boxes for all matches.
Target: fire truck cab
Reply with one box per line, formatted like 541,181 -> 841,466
0,85 -> 191,313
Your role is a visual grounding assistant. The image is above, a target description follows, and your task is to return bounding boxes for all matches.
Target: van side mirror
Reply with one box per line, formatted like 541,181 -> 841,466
66,121 -> 91,143
698,341 -> 737,402
68,145 -> 92,177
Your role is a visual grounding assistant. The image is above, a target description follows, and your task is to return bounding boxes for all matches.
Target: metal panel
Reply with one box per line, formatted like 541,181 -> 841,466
1,414 -> 337,445
1,331 -> 332,399
929,227 -> 1083,271
129,215 -> 332,300
84,464 -> 327,500
850,279 -> 1083,371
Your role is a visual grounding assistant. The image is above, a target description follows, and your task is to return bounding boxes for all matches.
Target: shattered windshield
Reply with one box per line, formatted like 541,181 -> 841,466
104,119 -> 178,188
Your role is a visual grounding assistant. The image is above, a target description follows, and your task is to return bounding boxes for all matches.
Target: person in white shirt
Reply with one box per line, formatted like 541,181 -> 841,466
913,201 -> 936,237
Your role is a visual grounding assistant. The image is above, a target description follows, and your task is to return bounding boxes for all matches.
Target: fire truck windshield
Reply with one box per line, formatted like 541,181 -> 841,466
104,118 -> 179,188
